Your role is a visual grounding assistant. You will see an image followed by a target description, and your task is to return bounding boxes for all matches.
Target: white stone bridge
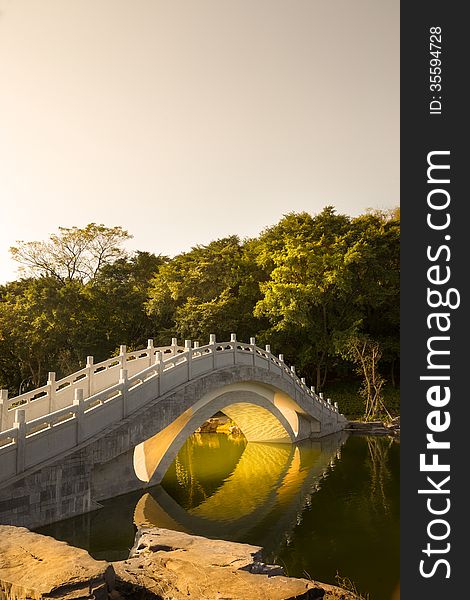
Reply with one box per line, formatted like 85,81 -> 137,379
0,335 -> 347,528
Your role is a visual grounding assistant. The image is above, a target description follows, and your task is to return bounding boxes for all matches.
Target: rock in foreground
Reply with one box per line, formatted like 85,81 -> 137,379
0,525 -> 114,600
114,527 -> 357,599
0,525 -> 358,600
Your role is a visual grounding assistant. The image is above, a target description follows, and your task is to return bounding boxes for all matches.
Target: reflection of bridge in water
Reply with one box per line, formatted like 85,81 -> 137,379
1,336 -> 347,528
134,431 -> 349,553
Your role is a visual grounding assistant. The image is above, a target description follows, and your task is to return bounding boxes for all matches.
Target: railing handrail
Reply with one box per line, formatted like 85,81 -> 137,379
0,336 -> 345,483
1,342 -> 186,425
1,339 -> 339,430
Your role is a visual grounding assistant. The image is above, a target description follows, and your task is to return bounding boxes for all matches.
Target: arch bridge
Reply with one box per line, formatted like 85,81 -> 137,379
0,335 -> 347,528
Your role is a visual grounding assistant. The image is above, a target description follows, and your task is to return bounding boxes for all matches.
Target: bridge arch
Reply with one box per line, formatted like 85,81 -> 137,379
133,382 -> 305,485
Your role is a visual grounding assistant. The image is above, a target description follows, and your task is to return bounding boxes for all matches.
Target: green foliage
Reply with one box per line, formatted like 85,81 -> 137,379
0,251 -> 165,394
253,207 -> 399,391
146,236 -> 268,343
1,209 -> 400,412
0,277 -> 93,389
10,223 -> 131,283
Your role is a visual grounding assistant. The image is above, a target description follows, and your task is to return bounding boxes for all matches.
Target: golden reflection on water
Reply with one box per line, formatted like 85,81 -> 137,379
134,433 -> 342,533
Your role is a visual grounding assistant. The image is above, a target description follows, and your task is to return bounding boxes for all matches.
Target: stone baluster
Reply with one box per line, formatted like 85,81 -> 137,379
171,338 -> 178,356
209,334 -> 216,368
86,356 -> 94,397
230,334 -> 237,364
334,401 -> 339,412
120,369 -> 128,417
250,337 -> 256,365
73,389 -> 85,444
119,345 -> 127,371
185,340 -> 192,379
47,372 -> 56,413
13,408 -> 26,473
278,354 -> 284,376
194,341 -> 200,349
265,345 -> 271,370
147,339 -> 154,367
0,389 -> 8,431
301,377 -> 306,385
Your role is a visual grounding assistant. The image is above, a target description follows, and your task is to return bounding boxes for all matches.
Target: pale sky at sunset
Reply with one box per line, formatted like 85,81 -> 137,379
0,0 -> 399,284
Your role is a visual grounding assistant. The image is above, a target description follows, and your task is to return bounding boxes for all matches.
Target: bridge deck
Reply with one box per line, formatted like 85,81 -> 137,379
0,338 -> 345,485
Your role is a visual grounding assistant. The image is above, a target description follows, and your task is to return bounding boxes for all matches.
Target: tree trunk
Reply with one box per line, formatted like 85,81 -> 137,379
316,364 -> 322,391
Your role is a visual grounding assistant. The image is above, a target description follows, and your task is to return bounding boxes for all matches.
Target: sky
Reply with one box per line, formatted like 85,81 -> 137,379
0,0 -> 399,284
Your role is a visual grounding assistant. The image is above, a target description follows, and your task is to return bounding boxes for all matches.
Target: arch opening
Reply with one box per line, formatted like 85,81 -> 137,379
133,384 -> 300,485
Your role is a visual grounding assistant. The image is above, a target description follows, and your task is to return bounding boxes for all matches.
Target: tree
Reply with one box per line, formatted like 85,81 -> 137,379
254,207 -> 400,390
90,251 -> 168,351
0,278 -> 94,390
0,251 -> 166,393
254,208 -> 360,389
10,223 -> 131,283
345,210 -> 400,386
339,335 -> 390,421
146,237 -> 267,343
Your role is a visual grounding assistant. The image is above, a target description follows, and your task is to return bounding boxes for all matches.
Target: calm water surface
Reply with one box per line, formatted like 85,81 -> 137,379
39,432 -> 399,600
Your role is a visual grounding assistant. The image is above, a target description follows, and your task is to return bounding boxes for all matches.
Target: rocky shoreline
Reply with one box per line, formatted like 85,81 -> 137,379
0,525 -> 358,600
346,417 -> 400,436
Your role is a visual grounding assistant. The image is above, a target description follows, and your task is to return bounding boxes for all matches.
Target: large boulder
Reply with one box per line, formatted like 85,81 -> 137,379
0,526 -> 114,600
114,528 -> 357,599
0,526 -> 358,600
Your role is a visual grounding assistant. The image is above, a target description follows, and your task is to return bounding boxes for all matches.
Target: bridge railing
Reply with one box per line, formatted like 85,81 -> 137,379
0,336 -> 343,483
0,340 -> 185,432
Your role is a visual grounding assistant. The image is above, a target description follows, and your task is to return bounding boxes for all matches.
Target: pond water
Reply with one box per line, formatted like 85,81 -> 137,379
39,432 -> 399,600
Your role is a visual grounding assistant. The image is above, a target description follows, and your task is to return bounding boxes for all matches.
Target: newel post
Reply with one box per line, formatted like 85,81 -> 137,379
265,345 -> 271,370
119,345 -> 127,371
209,334 -> 216,368
47,372 -> 56,413
250,337 -> 256,366
230,334 -> 237,364
185,340 -> 192,380
334,401 -> 339,412
13,408 -> 26,474
171,338 -> 178,356
0,389 -> 8,431
120,369 -> 128,418
147,339 -> 154,367
86,356 -> 94,397
73,388 -> 85,444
